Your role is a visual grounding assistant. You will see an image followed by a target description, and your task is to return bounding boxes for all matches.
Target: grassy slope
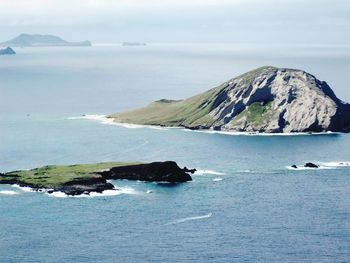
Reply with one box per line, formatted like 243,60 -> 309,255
110,66 -> 277,128
110,84 -> 226,128
230,101 -> 275,127
0,162 -> 140,188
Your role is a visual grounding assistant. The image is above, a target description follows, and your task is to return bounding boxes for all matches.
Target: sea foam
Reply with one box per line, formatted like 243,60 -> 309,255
287,161 -> 350,171
212,178 -> 223,182
68,115 -> 169,130
195,169 -> 226,176
68,115 -> 339,136
47,186 -> 139,198
0,190 -> 20,195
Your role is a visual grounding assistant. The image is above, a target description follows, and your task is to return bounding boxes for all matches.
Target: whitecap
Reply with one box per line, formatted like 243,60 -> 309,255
212,178 -> 223,182
47,186 -> 139,198
12,184 -> 35,192
195,169 -> 226,176
47,191 -> 68,198
286,165 -> 331,170
165,213 -> 213,225
318,161 -> 350,168
88,189 -> 122,197
0,190 -> 20,195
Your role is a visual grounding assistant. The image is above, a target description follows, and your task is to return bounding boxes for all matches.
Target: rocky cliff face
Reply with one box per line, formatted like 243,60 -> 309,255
210,67 -> 350,133
111,66 -> 350,133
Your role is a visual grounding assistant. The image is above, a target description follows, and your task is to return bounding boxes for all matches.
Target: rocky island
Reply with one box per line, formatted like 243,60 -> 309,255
0,47 -> 16,55
109,66 -> 350,133
1,34 -> 91,47
0,161 -> 194,196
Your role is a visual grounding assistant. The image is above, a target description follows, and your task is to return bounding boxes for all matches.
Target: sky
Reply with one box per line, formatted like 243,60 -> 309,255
0,0 -> 349,43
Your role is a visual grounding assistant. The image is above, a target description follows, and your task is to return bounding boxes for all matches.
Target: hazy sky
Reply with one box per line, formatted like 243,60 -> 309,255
0,0 -> 349,43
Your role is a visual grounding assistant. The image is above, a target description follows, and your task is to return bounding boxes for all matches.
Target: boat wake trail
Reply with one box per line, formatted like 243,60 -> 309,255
165,213 -> 213,225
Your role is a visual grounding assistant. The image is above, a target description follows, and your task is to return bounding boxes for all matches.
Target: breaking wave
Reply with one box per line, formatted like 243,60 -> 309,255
212,178 -> 223,182
47,186 -> 139,198
68,115 -> 169,130
195,169 -> 226,176
0,190 -> 20,195
183,129 -> 337,137
318,161 -> 350,168
287,161 -> 350,171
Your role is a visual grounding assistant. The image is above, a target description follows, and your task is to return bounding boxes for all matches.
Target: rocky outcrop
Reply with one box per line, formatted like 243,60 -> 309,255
110,66 -> 350,133
0,47 -> 16,55
291,162 -> 320,169
0,161 -> 194,196
52,177 -> 115,195
98,161 -> 193,183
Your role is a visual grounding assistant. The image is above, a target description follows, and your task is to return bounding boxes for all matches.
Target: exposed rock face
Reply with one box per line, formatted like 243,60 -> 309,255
98,161 -> 193,182
212,67 -> 350,133
56,177 -> 115,195
111,66 -> 350,133
0,47 -> 16,55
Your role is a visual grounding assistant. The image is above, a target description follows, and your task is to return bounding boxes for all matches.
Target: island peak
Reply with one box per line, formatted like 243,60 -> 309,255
109,66 -> 350,133
1,34 -> 92,47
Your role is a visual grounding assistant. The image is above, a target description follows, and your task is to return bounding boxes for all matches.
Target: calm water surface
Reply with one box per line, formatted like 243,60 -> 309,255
0,44 -> 349,262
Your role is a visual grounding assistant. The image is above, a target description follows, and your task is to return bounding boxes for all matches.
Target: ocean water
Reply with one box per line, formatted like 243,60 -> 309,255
1,44 -> 350,262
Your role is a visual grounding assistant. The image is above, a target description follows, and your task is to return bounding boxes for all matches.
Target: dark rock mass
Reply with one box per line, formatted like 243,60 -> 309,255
98,161 -> 193,183
0,47 -> 16,55
304,162 -> 319,168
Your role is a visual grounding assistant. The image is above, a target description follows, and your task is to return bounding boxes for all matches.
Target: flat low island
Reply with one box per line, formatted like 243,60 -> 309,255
0,161 -> 194,196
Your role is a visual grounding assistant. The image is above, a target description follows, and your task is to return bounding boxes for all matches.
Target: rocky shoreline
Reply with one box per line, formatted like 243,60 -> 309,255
0,161 -> 194,196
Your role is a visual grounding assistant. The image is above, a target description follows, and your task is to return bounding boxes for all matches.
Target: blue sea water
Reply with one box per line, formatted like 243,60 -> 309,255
0,44 -> 350,262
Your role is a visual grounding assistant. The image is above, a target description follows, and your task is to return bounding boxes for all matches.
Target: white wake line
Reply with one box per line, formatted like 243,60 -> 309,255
68,115 -> 339,136
164,213 -> 213,225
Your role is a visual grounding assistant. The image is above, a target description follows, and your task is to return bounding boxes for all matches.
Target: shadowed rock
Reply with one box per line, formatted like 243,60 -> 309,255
304,162 -> 319,168
98,161 -> 193,182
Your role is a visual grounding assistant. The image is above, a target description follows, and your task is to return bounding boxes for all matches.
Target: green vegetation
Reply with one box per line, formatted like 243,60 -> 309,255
230,101 -> 275,126
109,66 -> 278,129
109,83 -> 227,128
1,162 -> 140,188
